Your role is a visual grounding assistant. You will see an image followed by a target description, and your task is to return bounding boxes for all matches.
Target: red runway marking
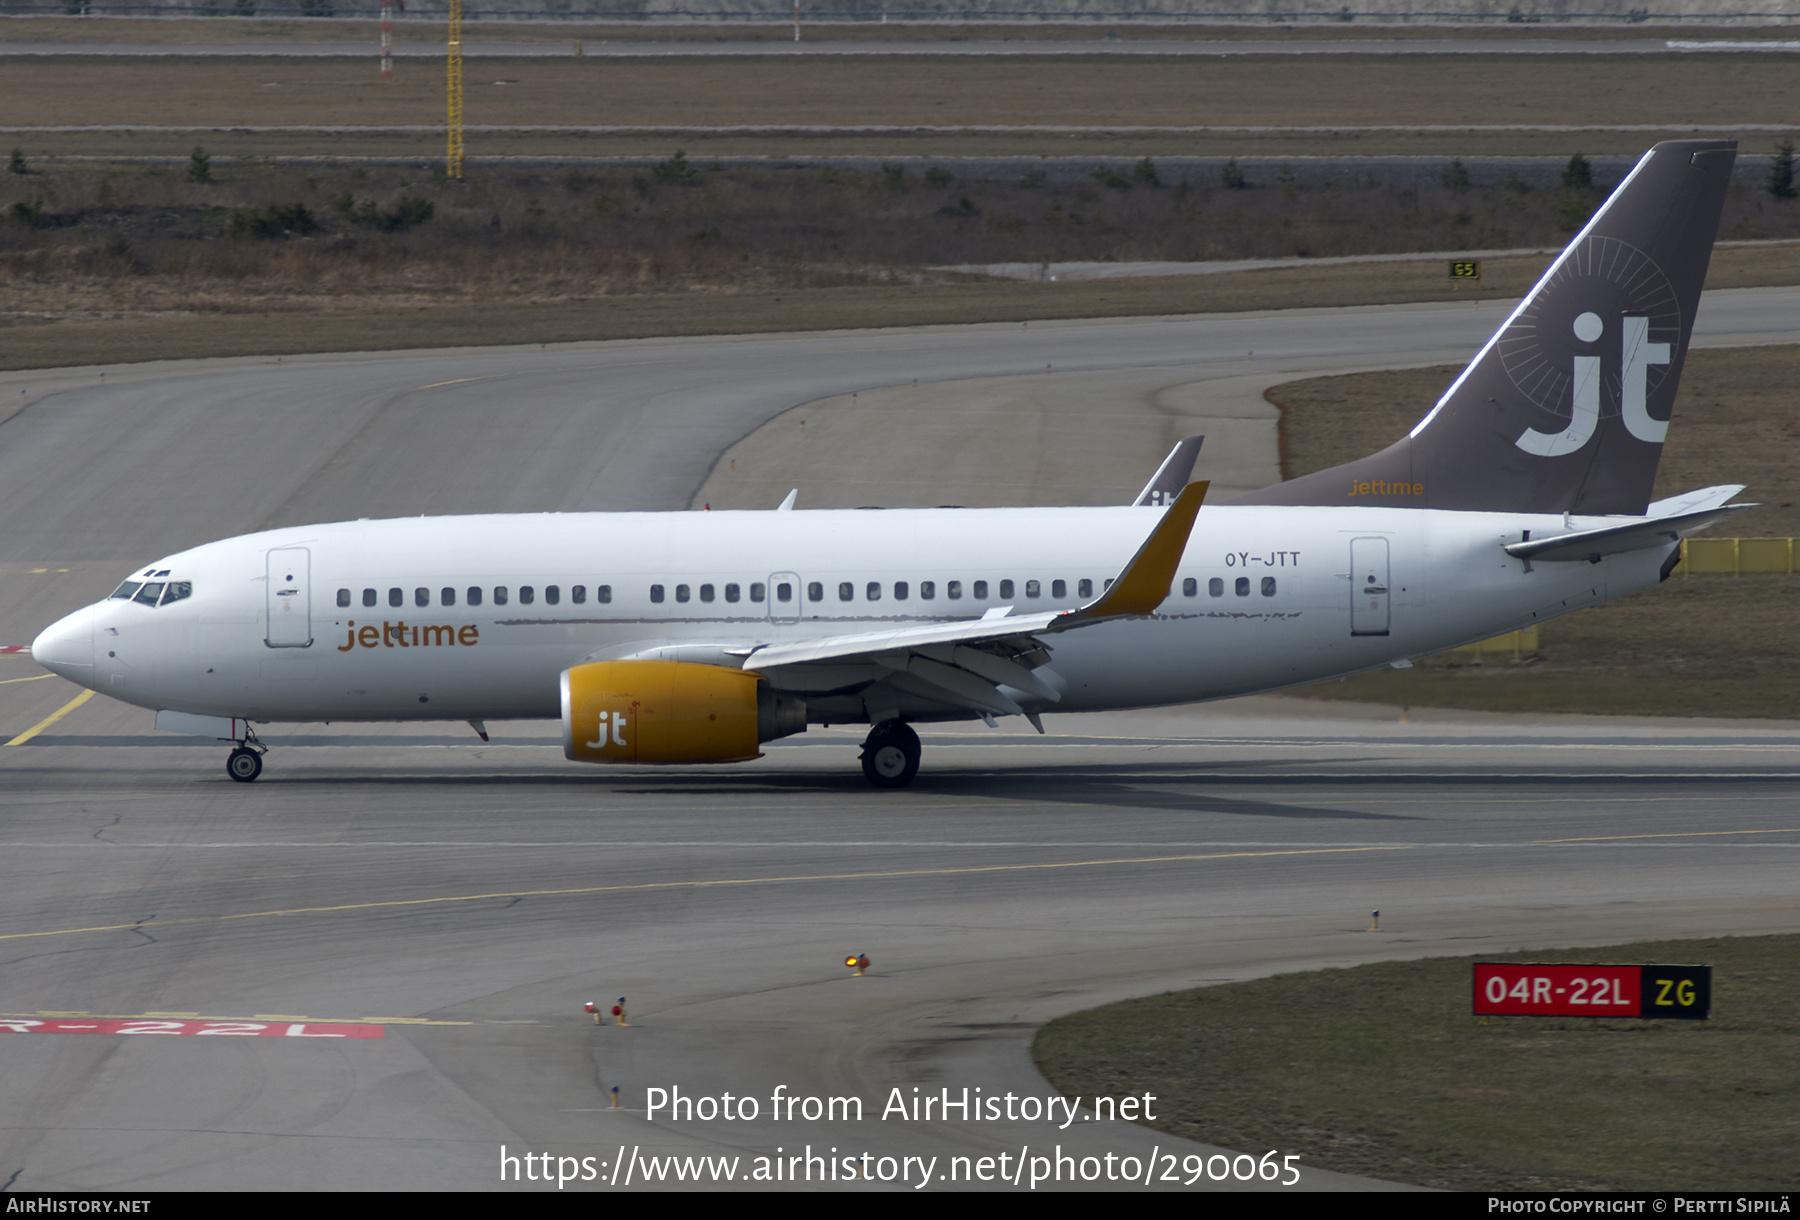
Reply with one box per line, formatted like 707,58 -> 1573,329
0,646 -> 28,654
1,1018 -> 383,1038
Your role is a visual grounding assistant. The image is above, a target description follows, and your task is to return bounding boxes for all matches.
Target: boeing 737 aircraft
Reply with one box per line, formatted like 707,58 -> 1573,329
31,141 -> 1750,788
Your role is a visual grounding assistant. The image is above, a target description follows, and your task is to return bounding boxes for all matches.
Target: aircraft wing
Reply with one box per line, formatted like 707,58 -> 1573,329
736,482 -> 1209,719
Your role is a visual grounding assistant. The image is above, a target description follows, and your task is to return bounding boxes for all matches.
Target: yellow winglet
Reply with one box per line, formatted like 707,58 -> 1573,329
1064,481 -> 1209,622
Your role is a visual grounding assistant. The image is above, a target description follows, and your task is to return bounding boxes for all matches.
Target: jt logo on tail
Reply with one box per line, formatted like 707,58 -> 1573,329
1233,140 -> 1735,517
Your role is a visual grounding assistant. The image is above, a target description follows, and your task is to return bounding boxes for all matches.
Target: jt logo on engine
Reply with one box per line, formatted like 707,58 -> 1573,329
587,710 -> 629,750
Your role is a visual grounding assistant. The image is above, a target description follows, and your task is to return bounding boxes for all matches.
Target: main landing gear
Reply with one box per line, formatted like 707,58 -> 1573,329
860,719 -> 921,789
225,728 -> 267,783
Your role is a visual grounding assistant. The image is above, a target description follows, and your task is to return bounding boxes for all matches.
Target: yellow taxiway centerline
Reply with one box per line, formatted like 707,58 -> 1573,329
5,688 -> 95,747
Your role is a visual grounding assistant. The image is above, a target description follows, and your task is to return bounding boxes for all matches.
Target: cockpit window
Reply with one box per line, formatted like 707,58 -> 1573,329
160,581 -> 192,606
133,582 -> 165,606
110,581 -> 143,600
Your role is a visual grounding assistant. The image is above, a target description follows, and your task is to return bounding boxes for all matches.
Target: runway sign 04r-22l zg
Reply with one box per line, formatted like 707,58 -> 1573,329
1473,963 -> 1712,1021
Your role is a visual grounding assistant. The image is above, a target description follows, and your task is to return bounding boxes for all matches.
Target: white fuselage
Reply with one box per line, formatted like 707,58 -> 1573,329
34,504 -> 1663,728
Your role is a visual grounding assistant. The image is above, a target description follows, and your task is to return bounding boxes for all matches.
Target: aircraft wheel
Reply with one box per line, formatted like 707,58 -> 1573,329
226,747 -> 263,783
860,720 -> 920,789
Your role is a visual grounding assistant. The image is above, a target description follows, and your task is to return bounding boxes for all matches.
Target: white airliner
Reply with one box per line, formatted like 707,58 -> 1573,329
30,141 -> 1750,787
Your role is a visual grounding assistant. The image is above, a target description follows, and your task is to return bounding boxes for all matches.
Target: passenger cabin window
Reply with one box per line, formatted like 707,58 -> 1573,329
919,581 -> 935,600
866,582 -> 881,601
674,585 -> 689,603
947,581 -> 962,600
520,586 -> 535,605
572,586 -> 586,604
467,586 -> 483,607
838,582 -> 854,602
597,585 -> 612,604
389,588 -> 403,608
494,587 -> 509,605
1262,577 -> 1277,597
1182,578 -> 1197,597
650,585 -> 665,604
699,584 -> 714,603
894,581 -> 909,600
749,583 -> 764,603
999,579 -> 1013,599
1209,578 -> 1224,597
337,588 -> 351,608
1236,577 -> 1250,597
1026,580 -> 1040,599
776,582 -> 793,603
546,586 -> 560,605
1052,580 -> 1067,599
415,587 -> 429,608
1079,579 -> 1094,597
724,583 -> 740,603
972,580 -> 988,599
807,582 -> 823,603
363,589 -> 377,608
441,588 -> 456,606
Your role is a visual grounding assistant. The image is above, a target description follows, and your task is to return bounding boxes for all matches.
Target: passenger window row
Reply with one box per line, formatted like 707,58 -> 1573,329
336,585 -> 614,609
1184,576 -> 1278,598
648,577 -> 1104,605
330,574 -> 1277,612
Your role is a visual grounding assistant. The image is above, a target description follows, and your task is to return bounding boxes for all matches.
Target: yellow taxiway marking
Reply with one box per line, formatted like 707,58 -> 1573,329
1530,828 -> 1800,844
5,688 -> 95,746
0,673 -> 53,685
0,845 -> 1414,944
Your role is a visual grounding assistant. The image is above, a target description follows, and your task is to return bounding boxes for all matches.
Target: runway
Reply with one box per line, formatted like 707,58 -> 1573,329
2,291 -> 1797,1191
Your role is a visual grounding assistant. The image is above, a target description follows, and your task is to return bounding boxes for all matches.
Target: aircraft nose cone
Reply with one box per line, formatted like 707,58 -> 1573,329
31,605 -> 95,684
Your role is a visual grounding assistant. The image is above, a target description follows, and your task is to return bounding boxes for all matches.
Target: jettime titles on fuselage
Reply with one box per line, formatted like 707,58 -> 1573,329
337,620 -> 480,650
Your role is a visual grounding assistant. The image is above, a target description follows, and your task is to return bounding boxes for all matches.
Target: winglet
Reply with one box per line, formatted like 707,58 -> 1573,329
1063,481 -> 1208,622
776,489 -> 798,512
1133,435 -> 1205,506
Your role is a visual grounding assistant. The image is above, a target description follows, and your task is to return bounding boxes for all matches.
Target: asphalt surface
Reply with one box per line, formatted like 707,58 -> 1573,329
2,291 -> 1797,1191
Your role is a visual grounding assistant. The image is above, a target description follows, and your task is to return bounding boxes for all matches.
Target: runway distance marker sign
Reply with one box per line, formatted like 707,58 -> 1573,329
1473,963 -> 1711,1020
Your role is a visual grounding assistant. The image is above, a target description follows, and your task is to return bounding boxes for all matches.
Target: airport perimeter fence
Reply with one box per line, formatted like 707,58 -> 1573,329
1680,537 -> 1800,575
6,2 -> 1799,22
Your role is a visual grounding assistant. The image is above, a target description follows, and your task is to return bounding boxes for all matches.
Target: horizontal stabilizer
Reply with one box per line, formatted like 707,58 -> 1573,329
1505,502 -> 1755,563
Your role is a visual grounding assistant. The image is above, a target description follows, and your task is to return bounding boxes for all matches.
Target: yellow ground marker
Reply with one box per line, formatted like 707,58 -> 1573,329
6,688 -> 95,746
0,673 -> 54,686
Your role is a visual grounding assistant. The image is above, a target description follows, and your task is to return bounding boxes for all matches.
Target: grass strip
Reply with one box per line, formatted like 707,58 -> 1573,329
1034,935 -> 1800,1191
6,245 -> 1798,375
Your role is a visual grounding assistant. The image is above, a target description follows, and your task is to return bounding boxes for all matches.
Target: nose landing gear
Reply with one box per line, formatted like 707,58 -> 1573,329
860,719 -> 921,789
225,728 -> 267,783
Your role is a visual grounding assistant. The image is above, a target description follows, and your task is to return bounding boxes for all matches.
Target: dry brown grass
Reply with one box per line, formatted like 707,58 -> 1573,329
4,157 -> 1798,372
3,53 -> 1798,161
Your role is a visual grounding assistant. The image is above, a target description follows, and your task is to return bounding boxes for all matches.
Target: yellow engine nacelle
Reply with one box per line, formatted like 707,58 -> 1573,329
560,659 -> 803,765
